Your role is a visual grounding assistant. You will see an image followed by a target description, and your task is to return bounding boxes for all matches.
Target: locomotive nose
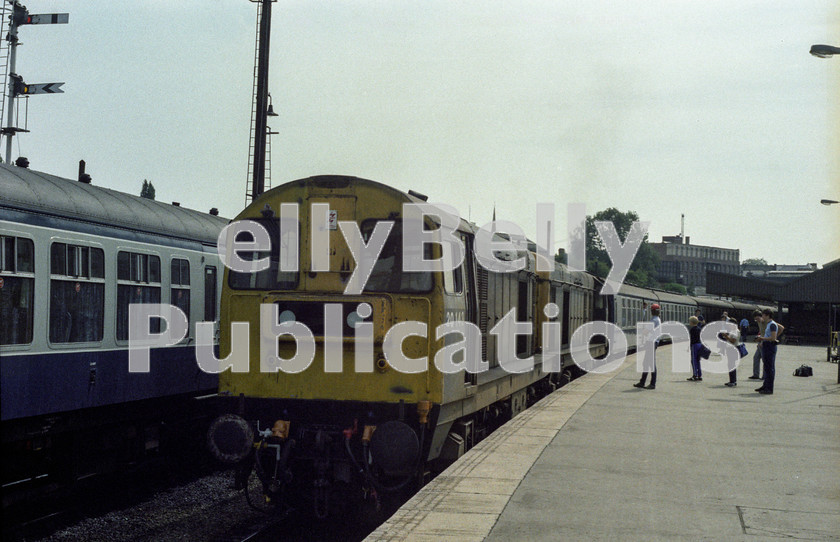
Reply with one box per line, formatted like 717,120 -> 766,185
207,414 -> 255,463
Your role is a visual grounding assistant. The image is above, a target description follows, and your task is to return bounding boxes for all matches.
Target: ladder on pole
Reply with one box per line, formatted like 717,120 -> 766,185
244,0 -> 274,205
244,1 -> 261,204
0,2 -> 11,159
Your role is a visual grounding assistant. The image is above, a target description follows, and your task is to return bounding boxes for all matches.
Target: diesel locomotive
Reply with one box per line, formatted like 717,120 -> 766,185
207,175 -> 770,518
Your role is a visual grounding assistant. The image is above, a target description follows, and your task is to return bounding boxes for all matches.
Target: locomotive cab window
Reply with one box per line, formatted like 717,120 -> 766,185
49,242 -> 105,343
0,236 -> 35,345
171,258 -> 191,327
443,245 -> 464,295
117,251 -> 161,341
228,219 -> 299,291
360,219 -> 433,293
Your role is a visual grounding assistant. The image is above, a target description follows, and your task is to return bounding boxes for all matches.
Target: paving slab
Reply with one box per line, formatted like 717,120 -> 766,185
367,345 -> 840,541
487,345 -> 840,541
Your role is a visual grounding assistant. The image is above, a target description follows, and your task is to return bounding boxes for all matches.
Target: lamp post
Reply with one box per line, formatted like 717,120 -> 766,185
810,44 -> 840,381
822,196 -> 840,380
823,195 -> 840,380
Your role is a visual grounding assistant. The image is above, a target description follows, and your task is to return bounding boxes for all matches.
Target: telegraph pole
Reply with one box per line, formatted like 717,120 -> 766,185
2,1 -> 67,164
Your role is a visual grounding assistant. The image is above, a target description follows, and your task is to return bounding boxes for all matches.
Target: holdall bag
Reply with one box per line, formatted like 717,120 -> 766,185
737,343 -> 749,358
793,365 -> 813,377
698,344 -> 712,360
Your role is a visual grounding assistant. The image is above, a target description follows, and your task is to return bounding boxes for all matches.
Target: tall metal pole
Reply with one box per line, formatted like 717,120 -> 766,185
4,11 -> 20,164
251,0 -> 272,200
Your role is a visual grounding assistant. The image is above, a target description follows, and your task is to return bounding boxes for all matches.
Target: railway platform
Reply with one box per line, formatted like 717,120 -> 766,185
367,344 -> 840,541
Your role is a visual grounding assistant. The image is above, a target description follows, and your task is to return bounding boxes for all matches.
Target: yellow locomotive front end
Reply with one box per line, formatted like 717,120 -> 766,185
209,176 -> 446,517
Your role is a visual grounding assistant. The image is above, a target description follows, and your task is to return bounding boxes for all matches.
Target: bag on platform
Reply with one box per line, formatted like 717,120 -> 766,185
737,344 -> 749,358
793,365 -> 813,377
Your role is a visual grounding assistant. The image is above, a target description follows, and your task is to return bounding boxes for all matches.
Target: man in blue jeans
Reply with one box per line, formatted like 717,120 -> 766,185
755,309 -> 779,395
749,310 -> 765,380
739,316 -> 750,340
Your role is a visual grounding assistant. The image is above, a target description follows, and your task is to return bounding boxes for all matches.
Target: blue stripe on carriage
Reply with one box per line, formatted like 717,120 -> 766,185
1,345 -> 217,421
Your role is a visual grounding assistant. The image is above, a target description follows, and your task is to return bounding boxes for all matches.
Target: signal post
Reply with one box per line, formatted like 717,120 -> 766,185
2,1 -> 68,164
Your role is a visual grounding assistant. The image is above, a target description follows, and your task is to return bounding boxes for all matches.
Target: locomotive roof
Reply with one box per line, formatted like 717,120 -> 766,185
0,164 -> 227,244
258,175 -> 478,233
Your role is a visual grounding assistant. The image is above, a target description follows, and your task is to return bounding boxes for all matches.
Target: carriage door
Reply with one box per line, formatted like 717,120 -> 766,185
204,266 -> 217,323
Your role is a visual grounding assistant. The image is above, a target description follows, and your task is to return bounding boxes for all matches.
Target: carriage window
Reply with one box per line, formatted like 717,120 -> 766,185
49,243 -> 105,343
116,251 -> 161,341
0,236 -> 35,345
1,237 -> 13,272
228,219 -> 299,291
360,220 -> 433,293
171,258 -> 190,286
171,258 -> 191,326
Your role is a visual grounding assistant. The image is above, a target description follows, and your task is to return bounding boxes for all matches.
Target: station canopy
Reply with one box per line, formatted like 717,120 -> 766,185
706,259 -> 840,304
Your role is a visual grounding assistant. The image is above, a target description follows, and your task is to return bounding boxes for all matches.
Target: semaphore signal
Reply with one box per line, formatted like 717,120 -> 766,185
2,1 -> 68,164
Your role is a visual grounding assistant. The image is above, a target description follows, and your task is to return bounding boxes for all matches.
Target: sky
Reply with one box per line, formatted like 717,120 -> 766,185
6,0 -> 840,267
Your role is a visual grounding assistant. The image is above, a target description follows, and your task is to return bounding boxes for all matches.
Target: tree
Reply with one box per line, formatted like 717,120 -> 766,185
585,207 -> 659,287
742,258 -> 767,266
661,282 -> 687,295
140,180 -> 156,200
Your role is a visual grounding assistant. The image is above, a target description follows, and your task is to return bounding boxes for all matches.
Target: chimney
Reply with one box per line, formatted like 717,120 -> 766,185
78,160 -> 91,183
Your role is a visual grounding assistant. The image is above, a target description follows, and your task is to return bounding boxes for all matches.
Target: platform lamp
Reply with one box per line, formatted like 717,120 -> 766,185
810,44 -> 840,58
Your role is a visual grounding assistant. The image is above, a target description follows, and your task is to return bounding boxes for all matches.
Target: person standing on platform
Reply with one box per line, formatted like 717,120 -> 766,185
694,308 -> 705,328
687,316 -> 703,381
719,317 -> 741,387
634,304 -> 661,390
739,316 -> 750,339
749,310 -> 765,380
755,309 -> 779,395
